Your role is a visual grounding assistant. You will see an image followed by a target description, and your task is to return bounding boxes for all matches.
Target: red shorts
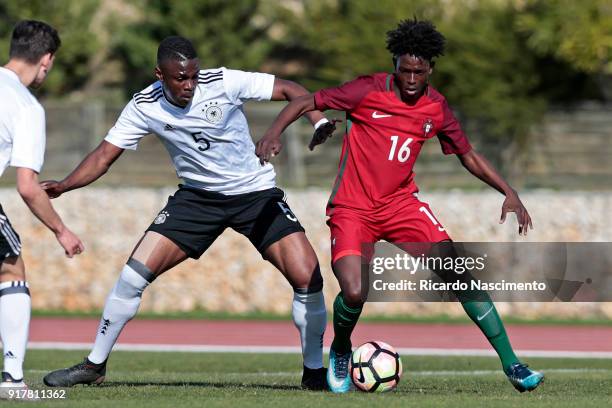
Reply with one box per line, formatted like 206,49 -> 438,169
327,196 -> 450,264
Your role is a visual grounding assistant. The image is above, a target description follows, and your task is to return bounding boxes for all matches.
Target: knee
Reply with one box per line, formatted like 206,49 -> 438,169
113,258 -> 156,299
342,283 -> 364,308
292,263 -> 323,293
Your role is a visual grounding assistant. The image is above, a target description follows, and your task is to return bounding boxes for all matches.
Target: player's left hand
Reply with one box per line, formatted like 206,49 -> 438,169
255,134 -> 282,165
309,119 -> 341,151
499,192 -> 533,236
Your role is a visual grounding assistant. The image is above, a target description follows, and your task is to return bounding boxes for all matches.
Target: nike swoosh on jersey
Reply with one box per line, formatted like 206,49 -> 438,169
476,305 -> 494,321
372,111 -> 392,118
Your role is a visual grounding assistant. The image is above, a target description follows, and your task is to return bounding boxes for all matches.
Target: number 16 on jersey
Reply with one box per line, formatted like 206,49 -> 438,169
388,135 -> 412,162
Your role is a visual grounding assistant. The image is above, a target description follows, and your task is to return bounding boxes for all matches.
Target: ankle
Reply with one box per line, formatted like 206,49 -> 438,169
331,341 -> 352,355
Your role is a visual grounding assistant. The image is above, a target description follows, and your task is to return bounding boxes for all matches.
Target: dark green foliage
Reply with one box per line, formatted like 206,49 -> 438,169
0,0 -> 607,170
111,0 -> 275,95
0,0 -> 101,96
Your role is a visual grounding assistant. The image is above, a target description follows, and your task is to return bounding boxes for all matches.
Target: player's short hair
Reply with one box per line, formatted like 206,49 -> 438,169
157,36 -> 197,65
9,20 -> 61,64
386,18 -> 445,65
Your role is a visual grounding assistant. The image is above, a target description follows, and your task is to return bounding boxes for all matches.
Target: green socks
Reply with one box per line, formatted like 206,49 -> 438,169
331,288 -> 518,371
330,292 -> 363,354
461,299 -> 520,370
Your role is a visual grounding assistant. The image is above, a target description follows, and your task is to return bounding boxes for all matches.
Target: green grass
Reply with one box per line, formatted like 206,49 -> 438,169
6,350 -> 611,407
32,308 -> 612,326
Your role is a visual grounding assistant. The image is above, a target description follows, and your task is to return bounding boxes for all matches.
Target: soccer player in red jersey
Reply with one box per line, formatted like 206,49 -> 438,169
257,19 -> 543,393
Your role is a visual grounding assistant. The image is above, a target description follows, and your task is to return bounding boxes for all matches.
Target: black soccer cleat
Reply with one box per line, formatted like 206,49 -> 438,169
301,366 -> 329,391
43,358 -> 107,387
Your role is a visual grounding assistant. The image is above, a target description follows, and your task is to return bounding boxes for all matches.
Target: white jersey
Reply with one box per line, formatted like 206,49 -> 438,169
0,67 -> 46,177
105,67 -> 277,195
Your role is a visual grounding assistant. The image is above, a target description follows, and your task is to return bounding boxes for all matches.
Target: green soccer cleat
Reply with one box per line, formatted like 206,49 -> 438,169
504,363 -> 544,392
327,349 -> 352,393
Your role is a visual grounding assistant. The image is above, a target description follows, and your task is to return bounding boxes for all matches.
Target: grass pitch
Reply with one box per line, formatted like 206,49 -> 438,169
8,350 -> 612,407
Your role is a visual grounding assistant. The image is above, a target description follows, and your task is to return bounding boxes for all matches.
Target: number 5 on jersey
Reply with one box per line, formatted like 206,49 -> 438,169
191,132 -> 211,152
388,135 -> 412,162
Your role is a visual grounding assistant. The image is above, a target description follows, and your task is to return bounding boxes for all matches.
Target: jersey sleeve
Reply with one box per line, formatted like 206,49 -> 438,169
104,100 -> 150,150
314,76 -> 375,112
9,103 -> 45,173
437,99 -> 472,155
224,69 -> 275,103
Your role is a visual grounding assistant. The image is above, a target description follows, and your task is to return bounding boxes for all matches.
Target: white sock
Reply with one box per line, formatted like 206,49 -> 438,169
292,290 -> 327,369
0,281 -> 31,380
88,261 -> 153,364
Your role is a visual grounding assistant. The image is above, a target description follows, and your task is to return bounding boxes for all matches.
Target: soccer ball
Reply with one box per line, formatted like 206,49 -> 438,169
350,341 -> 403,392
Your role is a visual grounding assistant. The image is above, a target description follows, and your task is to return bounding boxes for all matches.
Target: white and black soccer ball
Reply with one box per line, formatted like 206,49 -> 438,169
350,341 -> 403,392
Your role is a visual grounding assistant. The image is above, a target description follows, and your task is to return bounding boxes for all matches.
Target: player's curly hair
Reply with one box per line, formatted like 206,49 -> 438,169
157,36 -> 197,65
386,18 -> 445,64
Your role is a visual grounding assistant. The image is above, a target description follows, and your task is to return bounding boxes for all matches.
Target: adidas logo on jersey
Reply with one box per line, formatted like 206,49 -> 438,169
164,124 -> 175,131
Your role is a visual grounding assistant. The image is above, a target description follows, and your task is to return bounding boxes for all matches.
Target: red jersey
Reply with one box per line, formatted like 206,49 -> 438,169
314,73 -> 472,215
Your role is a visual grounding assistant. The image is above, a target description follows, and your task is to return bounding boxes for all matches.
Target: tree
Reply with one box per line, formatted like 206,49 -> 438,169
516,0 -> 612,100
516,0 -> 611,75
110,0 -> 277,96
0,0 -> 101,97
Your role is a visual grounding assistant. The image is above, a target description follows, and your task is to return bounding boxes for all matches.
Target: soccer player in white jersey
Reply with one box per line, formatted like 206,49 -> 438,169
0,20 -> 84,400
42,36 -> 335,390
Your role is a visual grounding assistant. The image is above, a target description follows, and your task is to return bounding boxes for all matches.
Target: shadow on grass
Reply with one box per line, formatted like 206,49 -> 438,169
100,381 -> 444,394
101,381 -> 303,391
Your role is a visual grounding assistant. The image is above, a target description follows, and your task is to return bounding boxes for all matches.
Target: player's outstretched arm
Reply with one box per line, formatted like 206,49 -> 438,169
256,79 -> 338,163
255,94 -> 319,164
458,149 -> 533,236
41,140 -> 124,198
17,167 -> 84,257
271,79 -> 326,126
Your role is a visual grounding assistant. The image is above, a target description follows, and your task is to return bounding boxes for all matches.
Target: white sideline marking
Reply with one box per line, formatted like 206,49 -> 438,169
25,342 -> 612,359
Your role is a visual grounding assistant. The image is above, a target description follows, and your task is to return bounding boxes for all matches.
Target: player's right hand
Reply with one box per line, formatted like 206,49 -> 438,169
40,180 -> 64,199
56,227 -> 85,258
255,134 -> 282,165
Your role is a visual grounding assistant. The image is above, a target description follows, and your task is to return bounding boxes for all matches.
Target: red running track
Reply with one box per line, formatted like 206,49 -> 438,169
29,318 -> 612,352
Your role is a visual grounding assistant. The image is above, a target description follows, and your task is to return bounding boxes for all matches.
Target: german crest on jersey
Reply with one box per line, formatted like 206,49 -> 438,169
203,101 -> 222,124
154,210 -> 170,225
423,118 -> 434,137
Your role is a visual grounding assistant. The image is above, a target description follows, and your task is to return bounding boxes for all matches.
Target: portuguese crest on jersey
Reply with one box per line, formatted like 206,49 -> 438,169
422,118 -> 434,137
203,101 -> 223,124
